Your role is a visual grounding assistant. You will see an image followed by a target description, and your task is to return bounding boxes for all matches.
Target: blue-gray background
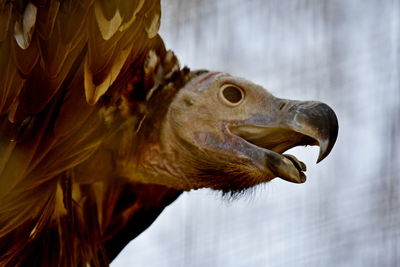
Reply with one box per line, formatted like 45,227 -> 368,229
112,1 -> 400,266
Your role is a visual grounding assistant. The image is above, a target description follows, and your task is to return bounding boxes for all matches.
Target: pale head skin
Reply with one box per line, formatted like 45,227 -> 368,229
125,72 -> 338,193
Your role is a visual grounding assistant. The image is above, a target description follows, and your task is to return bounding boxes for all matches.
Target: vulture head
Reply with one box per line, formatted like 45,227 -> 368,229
133,71 -> 338,193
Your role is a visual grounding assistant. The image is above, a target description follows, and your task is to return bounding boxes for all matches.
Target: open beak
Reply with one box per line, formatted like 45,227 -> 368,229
229,99 -> 338,183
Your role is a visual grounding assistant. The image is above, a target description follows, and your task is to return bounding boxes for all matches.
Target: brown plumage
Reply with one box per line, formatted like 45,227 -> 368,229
0,1 -> 338,266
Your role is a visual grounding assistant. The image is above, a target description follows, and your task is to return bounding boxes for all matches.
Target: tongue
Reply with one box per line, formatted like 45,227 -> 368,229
283,154 -> 307,172
264,150 -> 307,184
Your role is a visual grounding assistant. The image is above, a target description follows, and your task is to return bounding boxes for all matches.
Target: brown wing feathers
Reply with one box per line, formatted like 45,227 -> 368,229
0,0 -> 173,265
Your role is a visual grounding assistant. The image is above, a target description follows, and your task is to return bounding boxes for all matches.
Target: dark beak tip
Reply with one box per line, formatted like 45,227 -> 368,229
316,151 -> 328,164
311,102 -> 339,164
316,124 -> 339,164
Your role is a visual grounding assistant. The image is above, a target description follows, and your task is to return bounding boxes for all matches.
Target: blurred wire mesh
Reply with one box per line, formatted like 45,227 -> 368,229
112,0 -> 400,266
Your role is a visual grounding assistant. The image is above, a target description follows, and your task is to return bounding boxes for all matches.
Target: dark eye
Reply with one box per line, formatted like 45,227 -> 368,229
220,85 -> 244,106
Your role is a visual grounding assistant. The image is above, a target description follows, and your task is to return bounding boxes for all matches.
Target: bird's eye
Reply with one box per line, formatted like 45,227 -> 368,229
219,85 -> 245,106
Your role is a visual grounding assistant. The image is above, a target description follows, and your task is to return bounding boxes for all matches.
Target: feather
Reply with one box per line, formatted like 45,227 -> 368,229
13,3 -> 37,50
11,32 -> 39,75
146,13 -> 160,38
84,43 -> 133,104
118,0 -> 145,32
94,1 -> 122,40
0,39 -> 25,116
0,2 -> 12,42
0,0 -> 182,265
36,0 -> 60,40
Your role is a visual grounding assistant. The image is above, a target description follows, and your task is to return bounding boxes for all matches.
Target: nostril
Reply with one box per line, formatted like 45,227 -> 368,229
278,103 -> 286,110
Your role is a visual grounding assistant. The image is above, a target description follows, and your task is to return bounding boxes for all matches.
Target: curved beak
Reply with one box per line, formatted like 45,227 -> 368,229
278,99 -> 339,163
229,98 -> 338,184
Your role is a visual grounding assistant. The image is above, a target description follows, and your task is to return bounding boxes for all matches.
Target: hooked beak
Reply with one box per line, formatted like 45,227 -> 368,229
229,99 -> 338,183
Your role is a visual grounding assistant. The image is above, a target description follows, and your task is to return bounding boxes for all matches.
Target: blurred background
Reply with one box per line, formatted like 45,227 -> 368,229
112,0 -> 400,266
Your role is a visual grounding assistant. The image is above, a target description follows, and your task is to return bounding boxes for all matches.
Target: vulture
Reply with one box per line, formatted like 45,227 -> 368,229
0,0 -> 338,266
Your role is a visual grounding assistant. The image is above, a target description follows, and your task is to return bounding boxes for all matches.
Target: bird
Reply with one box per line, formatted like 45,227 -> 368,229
0,0 -> 338,266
